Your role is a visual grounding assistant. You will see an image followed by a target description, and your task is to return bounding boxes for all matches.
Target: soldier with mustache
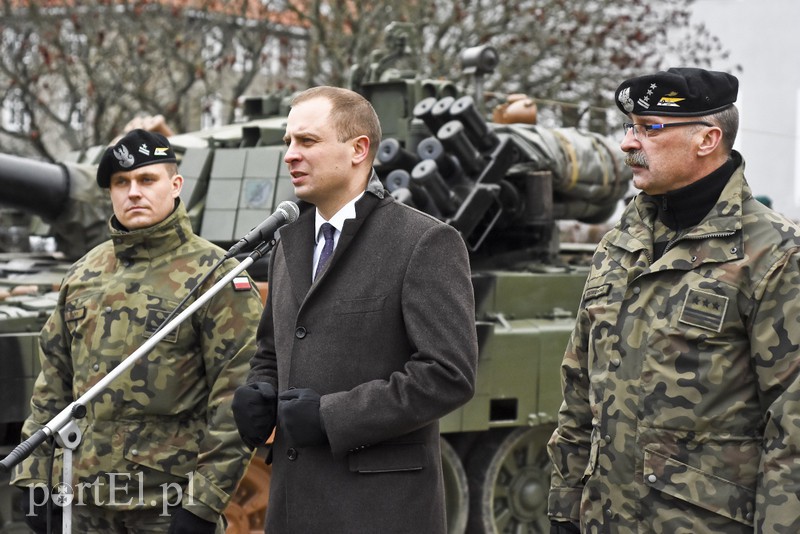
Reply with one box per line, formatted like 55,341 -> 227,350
548,68 -> 800,533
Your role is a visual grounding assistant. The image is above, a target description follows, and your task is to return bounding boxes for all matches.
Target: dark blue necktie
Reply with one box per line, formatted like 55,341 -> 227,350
314,223 -> 336,280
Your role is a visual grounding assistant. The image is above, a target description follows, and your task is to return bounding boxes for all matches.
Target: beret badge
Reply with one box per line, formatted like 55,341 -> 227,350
615,67 -> 738,118
112,144 -> 135,169
96,128 -> 177,188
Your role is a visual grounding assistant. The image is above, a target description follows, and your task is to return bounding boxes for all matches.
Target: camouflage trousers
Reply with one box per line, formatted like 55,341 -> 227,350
67,503 -> 226,533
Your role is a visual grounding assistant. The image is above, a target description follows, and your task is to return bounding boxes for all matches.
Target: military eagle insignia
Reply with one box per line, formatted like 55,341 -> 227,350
113,144 -> 135,168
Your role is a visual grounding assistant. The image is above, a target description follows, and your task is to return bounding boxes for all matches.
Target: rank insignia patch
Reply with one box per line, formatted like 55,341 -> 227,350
679,289 -> 728,332
143,308 -> 179,343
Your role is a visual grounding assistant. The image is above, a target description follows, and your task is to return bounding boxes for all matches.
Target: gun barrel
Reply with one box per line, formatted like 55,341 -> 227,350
385,169 -> 442,219
449,96 -> 500,151
385,169 -> 412,192
436,120 -> 484,176
411,160 -> 460,215
0,153 -> 70,221
413,97 -> 443,135
431,96 -> 456,129
416,137 -> 465,182
377,138 -> 420,173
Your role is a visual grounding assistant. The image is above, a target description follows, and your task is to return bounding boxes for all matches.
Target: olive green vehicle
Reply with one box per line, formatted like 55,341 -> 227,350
0,24 -> 630,534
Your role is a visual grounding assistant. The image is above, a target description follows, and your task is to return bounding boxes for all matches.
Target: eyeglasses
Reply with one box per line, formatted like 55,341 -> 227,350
623,121 -> 713,140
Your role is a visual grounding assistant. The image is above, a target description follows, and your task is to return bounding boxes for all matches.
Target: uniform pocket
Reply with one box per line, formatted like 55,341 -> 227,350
123,421 -> 200,477
643,447 -> 755,525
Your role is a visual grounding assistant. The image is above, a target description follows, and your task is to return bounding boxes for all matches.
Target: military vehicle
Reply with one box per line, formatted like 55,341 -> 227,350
0,22 -> 630,534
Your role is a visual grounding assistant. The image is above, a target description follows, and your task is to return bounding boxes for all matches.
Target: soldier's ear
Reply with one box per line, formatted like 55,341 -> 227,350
697,126 -> 722,157
171,174 -> 184,197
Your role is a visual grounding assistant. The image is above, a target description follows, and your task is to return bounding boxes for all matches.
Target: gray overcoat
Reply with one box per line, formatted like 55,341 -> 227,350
248,174 -> 479,533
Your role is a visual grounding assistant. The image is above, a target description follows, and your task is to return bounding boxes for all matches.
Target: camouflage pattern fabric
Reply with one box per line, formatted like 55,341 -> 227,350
11,201 -> 262,523
548,158 -> 800,533
70,501 -> 226,533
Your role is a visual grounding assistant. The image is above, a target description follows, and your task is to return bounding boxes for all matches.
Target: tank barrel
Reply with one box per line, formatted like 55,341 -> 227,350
0,153 -> 70,221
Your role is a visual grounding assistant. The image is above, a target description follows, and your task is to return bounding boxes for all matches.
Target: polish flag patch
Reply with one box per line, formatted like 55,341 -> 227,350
232,276 -> 252,291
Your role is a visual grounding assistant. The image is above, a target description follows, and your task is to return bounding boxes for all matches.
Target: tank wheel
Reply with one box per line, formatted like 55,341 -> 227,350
466,425 -> 555,533
442,436 -> 469,534
224,456 -> 271,534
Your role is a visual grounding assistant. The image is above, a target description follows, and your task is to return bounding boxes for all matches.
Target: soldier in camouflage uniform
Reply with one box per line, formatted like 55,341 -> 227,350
11,129 -> 263,534
548,69 -> 800,533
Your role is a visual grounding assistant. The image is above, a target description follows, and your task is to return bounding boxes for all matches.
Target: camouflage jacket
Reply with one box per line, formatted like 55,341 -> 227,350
12,201 -> 262,522
548,159 -> 800,533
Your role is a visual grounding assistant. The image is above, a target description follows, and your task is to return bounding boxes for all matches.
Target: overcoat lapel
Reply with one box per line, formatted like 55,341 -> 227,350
276,171 -> 387,302
278,211 -> 315,305
323,193 -> 381,276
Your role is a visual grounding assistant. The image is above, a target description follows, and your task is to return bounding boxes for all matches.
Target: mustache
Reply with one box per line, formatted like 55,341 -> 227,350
625,150 -> 648,168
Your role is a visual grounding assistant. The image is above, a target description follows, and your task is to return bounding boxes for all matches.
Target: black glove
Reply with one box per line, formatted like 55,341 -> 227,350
278,388 -> 327,447
550,520 -> 581,534
232,381 -> 278,449
18,486 -> 62,534
167,508 -> 217,534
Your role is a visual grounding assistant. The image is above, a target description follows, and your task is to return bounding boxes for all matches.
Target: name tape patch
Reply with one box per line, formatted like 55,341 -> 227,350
584,283 -> 611,302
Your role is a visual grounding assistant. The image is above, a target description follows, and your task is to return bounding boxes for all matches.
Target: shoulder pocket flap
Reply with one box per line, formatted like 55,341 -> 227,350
644,448 -> 754,526
348,442 -> 426,474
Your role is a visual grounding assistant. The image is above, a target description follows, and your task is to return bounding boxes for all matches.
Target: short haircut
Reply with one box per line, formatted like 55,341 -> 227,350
702,104 -> 739,153
291,86 -> 382,160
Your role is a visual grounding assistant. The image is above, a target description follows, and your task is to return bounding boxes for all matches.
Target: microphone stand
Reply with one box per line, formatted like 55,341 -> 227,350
0,240 -> 275,534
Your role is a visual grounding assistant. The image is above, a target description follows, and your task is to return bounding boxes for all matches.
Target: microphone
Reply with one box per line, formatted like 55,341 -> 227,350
226,200 -> 300,258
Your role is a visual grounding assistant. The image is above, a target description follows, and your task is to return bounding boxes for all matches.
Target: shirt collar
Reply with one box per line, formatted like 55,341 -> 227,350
314,191 -> 364,243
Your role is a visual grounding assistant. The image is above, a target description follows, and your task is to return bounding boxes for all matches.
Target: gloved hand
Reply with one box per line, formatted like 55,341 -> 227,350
278,388 -> 327,447
18,485 -> 62,534
550,519 -> 581,534
232,382 -> 278,449
167,508 -> 217,534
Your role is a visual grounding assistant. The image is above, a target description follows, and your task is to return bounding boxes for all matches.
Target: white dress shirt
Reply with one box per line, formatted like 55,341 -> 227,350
312,192 -> 364,281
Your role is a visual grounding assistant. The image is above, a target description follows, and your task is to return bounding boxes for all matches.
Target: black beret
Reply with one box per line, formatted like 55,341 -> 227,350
96,128 -> 177,188
615,67 -> 738,117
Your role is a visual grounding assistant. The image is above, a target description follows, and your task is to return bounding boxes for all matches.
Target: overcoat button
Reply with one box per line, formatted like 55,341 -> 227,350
647,474 -> 657,483
287,448 -> 298,461
92,364 -> 100,372
295,327 -> 307,339
632,286 -> 640,295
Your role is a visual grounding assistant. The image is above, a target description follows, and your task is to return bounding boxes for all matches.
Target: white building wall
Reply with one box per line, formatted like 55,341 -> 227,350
686,0 -> 800,219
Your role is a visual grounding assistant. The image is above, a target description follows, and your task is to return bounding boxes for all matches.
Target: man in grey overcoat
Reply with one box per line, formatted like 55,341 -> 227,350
231,85 -> 479,533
